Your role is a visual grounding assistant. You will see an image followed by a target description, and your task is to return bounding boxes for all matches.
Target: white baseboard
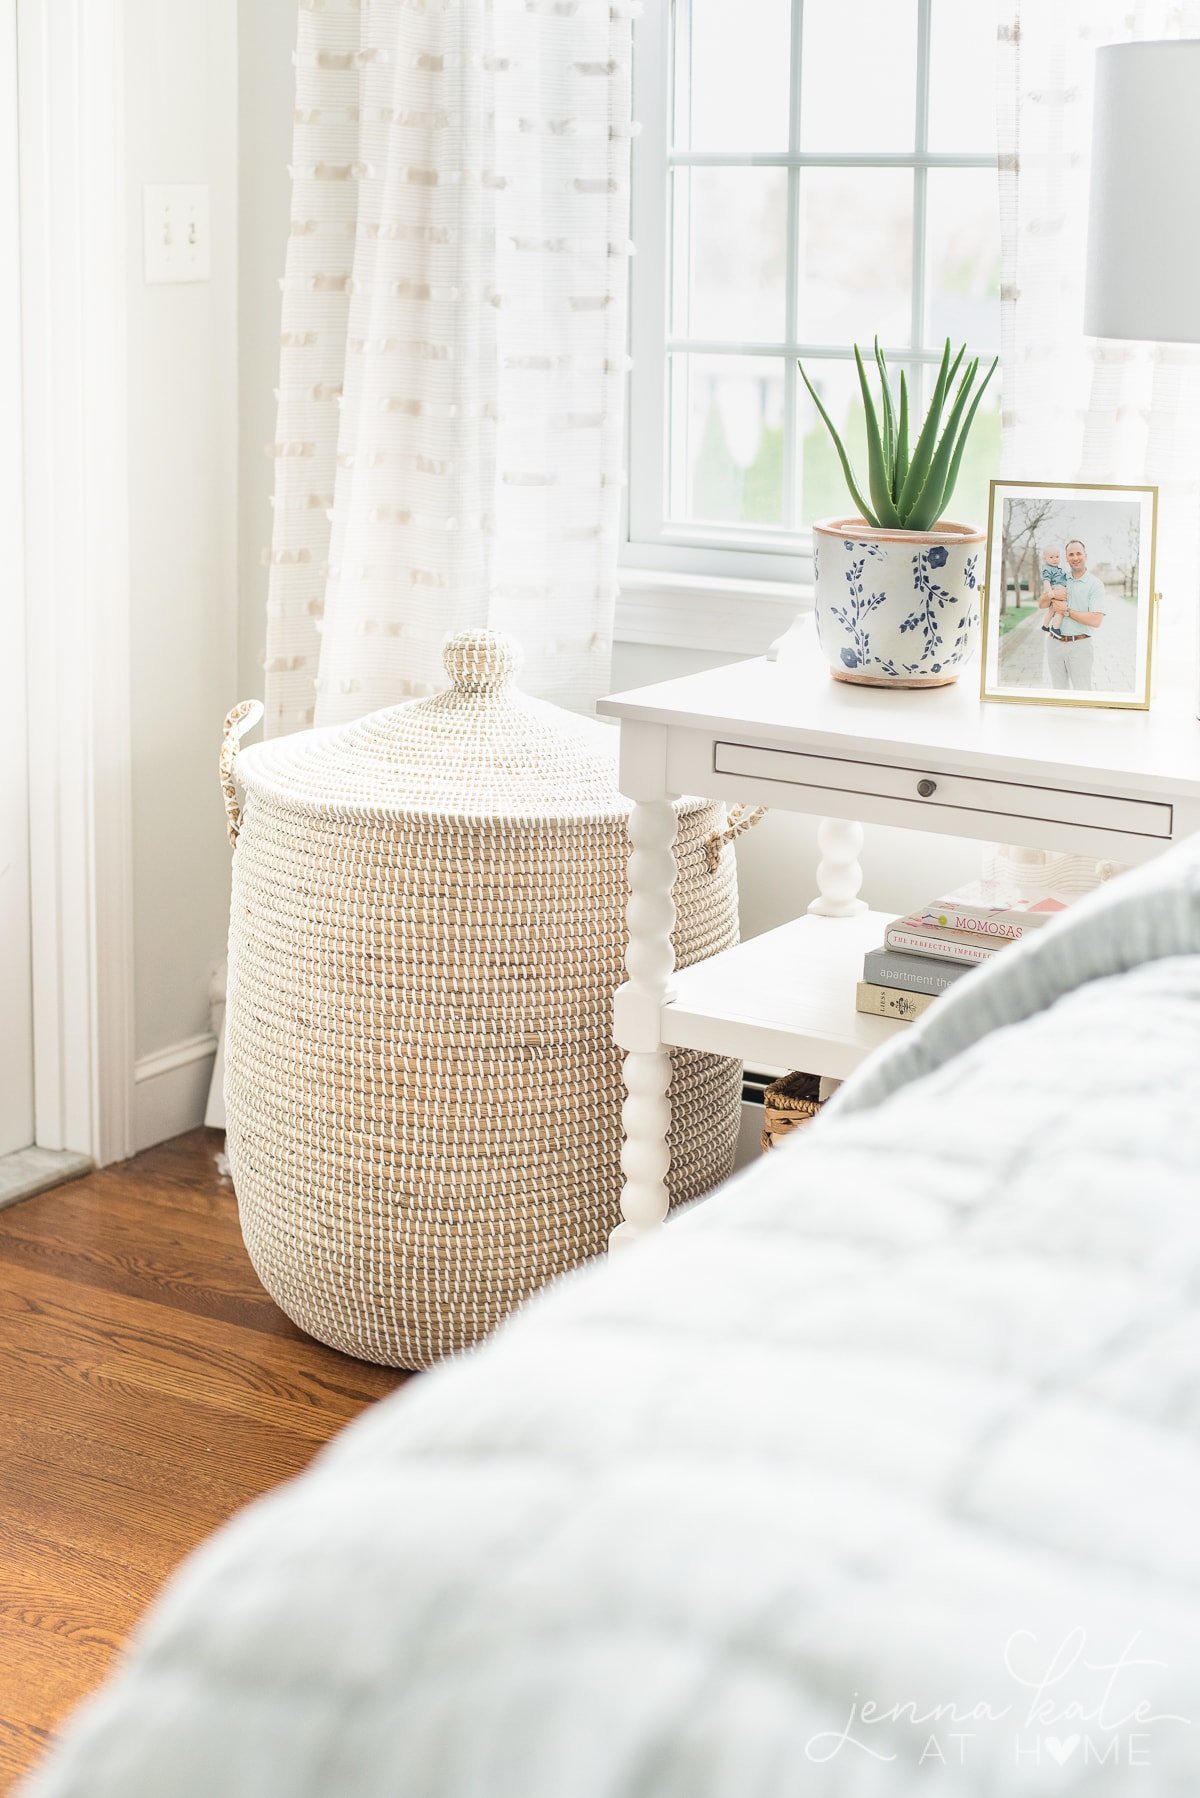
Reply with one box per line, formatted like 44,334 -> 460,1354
133,1032 -> 218,1154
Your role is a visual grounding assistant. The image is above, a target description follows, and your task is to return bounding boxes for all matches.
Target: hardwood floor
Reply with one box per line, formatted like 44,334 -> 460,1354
0,1129 -> 406,1791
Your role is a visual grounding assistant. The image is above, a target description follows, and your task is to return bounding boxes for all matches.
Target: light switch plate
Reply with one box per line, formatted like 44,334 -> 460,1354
143,184 -> 210,284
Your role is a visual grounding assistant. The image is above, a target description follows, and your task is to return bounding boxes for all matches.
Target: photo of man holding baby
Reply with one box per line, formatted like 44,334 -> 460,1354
986,484 -> 1154,707
1036,538 -> 1107,691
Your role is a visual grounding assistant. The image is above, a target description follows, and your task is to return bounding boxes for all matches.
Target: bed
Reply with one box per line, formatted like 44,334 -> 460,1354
24,836 -> 1200,1796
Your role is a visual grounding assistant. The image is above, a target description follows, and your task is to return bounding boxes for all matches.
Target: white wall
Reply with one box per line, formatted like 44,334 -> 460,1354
124,0 -> 238,1084
111,0 -> 288,1151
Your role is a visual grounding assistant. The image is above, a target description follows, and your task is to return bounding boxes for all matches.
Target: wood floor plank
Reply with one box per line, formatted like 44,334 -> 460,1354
0,1397 -> 296,1532
0,1222 -> 291,1338
0,1263 -> 394,1434
0,1128 -> 407,1792
0,1516 -> 151,1656
0,1625 -> 111,1791
0,1158 -> 246,1248
104,1132 -> 231,1194
0,1358 -> 336,1503
0,1714 -> 54,1793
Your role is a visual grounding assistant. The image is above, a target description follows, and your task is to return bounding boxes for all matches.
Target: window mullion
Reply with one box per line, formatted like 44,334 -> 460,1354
911,0 -> 932,418
666,339 -> 949,362
782,0 -> 803,532
672,0 -> 691,151
625,0 -> 672,553
666,150 -> 997,169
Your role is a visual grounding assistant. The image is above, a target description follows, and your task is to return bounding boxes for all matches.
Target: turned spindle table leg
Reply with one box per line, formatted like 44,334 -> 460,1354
807,816 -> 867,917
611,781 -> 679,1253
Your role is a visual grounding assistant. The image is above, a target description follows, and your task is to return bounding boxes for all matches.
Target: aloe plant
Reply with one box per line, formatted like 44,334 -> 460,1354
799,338 -> 998,533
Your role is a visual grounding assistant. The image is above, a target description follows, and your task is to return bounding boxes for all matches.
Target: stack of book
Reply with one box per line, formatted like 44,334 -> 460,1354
856,883 -> 1067,1021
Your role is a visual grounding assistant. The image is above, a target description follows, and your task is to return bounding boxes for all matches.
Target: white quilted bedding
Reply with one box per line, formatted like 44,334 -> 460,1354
25,840 -> 1200,1796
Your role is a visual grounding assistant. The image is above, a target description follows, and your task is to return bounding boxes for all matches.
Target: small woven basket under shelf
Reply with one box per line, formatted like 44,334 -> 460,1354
760,1071 -> 824,1151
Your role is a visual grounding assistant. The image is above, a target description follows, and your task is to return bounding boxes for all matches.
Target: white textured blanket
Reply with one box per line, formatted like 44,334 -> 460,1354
25,839 -> 1200,1796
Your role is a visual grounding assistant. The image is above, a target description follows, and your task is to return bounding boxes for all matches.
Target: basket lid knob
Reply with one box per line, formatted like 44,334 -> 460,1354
442,629 -> 523,695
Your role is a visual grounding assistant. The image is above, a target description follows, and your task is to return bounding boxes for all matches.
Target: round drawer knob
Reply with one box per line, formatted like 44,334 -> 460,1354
917,777 -> 937,798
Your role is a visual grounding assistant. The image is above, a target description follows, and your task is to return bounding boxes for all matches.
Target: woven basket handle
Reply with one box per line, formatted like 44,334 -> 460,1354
704,803 -> 767,873
219,700 -> 265,849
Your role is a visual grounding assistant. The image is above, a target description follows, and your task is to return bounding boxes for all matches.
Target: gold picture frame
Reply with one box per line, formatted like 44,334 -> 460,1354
979,479 -> 1157,710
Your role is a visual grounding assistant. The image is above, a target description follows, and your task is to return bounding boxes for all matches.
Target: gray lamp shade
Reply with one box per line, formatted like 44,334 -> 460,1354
1085,40 -> 1200,342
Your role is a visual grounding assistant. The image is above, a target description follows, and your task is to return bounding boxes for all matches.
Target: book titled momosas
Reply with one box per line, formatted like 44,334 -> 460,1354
884,883 -> 1066,965
905,881 -> 1067,942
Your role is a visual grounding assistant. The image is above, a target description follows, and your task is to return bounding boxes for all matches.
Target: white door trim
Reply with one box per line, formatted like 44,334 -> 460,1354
18,0 -> 135,1165
0,0 -> 35,1158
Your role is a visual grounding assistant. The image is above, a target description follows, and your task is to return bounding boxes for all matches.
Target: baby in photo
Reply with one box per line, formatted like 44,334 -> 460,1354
1039,545 -> 1068,633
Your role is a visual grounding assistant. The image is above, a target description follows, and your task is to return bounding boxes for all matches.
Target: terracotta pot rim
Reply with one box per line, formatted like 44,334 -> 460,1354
812,514 -> 986,548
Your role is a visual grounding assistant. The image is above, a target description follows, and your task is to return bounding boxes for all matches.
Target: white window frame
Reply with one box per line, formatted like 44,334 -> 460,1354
621,0 -> 998,648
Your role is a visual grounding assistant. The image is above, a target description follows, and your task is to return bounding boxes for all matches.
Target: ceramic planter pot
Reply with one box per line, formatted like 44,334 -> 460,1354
812,516 -> 986,688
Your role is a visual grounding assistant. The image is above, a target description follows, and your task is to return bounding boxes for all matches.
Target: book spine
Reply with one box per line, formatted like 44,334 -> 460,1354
903,905 -> 1042,940
856,982 -> 936,1021
883,924 -> 1000,965
861,949 -> 971,994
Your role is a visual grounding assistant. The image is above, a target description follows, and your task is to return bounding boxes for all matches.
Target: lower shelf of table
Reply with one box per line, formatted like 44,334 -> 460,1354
662,909 -> 908,1080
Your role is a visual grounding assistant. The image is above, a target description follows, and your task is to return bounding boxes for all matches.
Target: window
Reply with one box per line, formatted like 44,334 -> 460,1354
626,0 -> 1001,587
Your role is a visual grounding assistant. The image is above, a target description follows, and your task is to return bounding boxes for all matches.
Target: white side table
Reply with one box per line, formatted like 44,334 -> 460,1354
598,623 -> 1200,1249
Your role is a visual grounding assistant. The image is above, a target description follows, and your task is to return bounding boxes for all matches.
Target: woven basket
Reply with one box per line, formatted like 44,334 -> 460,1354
760,1071 -> 824,1151
220,631 -> 742,1369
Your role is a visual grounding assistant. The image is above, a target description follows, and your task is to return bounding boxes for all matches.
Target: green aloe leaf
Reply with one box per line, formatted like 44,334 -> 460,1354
797,357 -> 878,526
801,337 -> 994,534
854,344 -> 903,528
904,357 -> 985,531
874,337 -> 896,486
895,338 -> 953,520
894,368 -> 910,499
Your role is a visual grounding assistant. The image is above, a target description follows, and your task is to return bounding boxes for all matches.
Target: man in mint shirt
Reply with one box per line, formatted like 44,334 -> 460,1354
1039,538 -> 1106,690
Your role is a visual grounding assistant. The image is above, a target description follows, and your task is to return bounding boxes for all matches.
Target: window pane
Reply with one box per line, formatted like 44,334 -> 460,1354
652,0 -> 1001,559
671,169 -> 788,343
928,0 -> 999,153
673,0 -> 791,151
797,169 -> 913,347
797,355 -> 918,529
925,168 -> 1001,351
800,0 -> 917,151
671,354 -> 786,527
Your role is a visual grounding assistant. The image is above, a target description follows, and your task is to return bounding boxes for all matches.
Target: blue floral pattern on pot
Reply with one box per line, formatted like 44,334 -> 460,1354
812,518 -> 985,687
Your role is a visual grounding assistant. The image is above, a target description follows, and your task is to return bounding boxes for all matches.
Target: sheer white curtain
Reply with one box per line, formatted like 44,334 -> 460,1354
998,0 -> 1200,614
263,0 -> 636,736
989,0 -> 1200,900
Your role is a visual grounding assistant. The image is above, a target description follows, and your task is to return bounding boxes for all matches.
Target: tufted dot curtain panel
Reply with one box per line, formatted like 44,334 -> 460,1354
987,0 -> 1200,903
998,0 -> 1200,617
263,0 -> 636,735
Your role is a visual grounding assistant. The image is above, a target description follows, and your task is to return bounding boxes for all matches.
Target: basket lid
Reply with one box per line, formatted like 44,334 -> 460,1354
236,630 -> 632,822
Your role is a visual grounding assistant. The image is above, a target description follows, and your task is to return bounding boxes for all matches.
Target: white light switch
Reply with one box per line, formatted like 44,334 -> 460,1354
143,184 -> 210,284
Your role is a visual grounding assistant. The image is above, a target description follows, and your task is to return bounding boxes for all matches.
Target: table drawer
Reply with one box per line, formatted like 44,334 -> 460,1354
713,741 -> 1174,839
